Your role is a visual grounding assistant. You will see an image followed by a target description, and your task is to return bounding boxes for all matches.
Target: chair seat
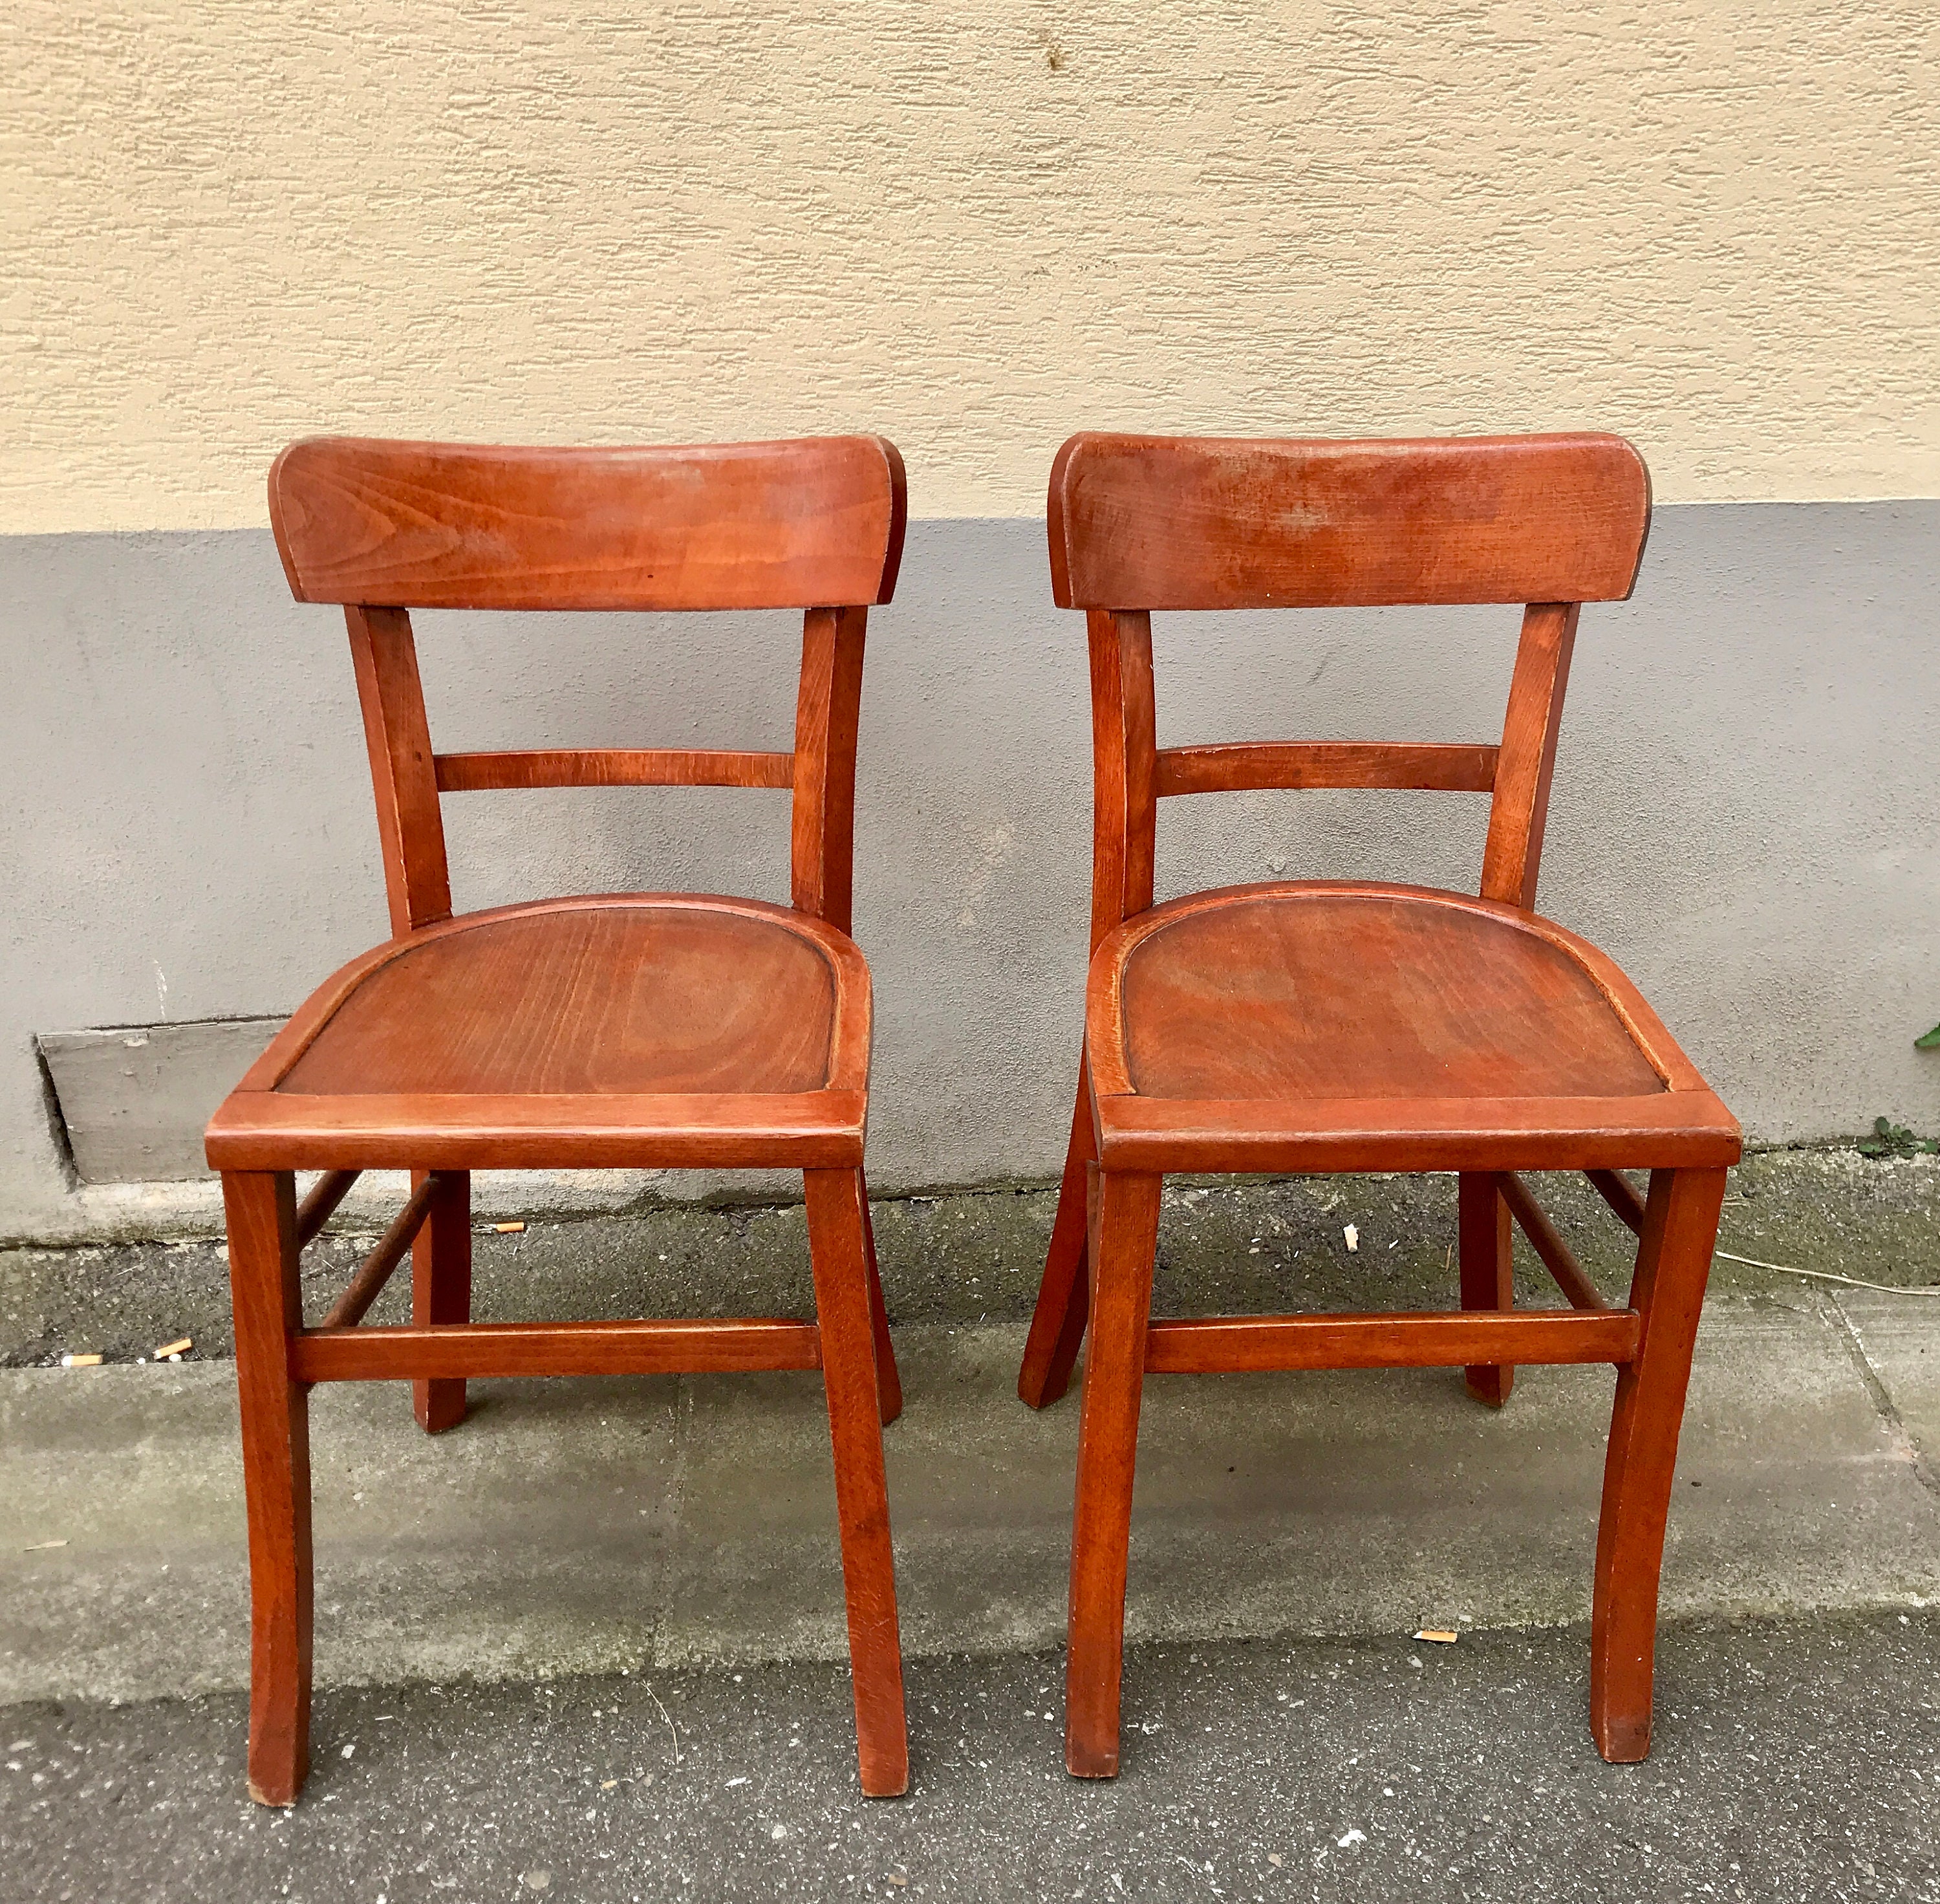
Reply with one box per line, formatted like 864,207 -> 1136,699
205,894 -> 871,1171
1085,882 -> 1738,1174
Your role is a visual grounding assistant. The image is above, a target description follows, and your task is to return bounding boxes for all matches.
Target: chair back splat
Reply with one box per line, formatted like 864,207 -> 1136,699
1047,430 -> 1651,938
269,435 -> 907,938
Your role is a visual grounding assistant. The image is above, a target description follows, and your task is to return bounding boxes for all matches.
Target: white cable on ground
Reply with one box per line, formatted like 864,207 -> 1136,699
1714,1248 -> 1940,1297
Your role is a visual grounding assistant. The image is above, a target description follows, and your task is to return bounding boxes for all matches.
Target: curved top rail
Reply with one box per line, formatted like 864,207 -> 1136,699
1048,431 -> 1650,611
270,435 -> 907,611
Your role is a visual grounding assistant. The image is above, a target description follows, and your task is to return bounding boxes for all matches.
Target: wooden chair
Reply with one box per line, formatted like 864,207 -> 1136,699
207,435 -> 911,1804
1013,431 -> 1740,1777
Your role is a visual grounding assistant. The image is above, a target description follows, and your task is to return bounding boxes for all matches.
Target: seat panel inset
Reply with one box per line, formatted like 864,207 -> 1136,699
1117,889 -> 1665,1103
279,903 -> 837,1098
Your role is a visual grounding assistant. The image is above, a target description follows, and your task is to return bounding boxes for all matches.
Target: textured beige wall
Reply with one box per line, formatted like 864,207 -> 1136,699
5,2 -> 1936,532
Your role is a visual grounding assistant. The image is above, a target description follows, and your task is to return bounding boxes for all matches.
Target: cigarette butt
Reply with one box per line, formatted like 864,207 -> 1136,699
491,1221 -> 526,1234
1344,1224 -> 1359,1253
61,1353 -> 103,1368
1413,1629 -> 1459,1644
154,1337 -> 193,1359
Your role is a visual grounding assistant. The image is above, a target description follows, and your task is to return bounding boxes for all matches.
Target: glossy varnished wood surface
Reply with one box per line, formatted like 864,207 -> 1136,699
1113,884 -> 1666,1104
435,748 -> 795,792
1026,430 -> 1734,1784
1156,741 -> 1498,797
222,433 -> 911,1807
1048,431 -> 1650,610
271,437 -> 907,611
1141,1307 -> 1639,1372
279,902 -> 838,1098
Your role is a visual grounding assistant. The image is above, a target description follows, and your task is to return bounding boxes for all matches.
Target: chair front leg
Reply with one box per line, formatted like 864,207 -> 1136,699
1064,1169 -> 1161,1777
1018,1055 -> 1097,1409
1458,1171 -> 1516,1407
224,1171 -> 314,1806
1590,1165 -> 1727,1762
805,1167 -> 909,1797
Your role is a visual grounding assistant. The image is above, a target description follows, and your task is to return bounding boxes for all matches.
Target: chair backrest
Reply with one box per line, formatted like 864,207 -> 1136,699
1046,431 -> 1651,942
269,435 -> 907,940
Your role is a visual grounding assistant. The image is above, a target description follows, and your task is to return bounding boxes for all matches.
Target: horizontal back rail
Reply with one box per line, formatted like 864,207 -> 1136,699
272,436 -> 907,611
434,748 -> 795,793
1155,741 -> 1499,797
1050,431 -> 1649,610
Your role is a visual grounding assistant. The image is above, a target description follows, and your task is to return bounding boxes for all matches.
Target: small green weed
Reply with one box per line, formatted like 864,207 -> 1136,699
1856,1116 -> 1938,1158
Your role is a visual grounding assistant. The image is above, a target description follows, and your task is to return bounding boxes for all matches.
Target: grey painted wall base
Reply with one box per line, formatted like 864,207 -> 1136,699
3,503 -> 1937,1240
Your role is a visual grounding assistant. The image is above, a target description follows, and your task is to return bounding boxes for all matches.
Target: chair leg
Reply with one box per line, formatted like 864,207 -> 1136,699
412,1169 -> 471,1433
804,1167 -> 910,1797
1064,1169 -> 1161,1779
1590,1165 -> 1726,1763
1018,1057 -> 1097,1409
1458,1170 -> 1515,1408
858,1176 -> 903,1427
223,1171 -> 314,1807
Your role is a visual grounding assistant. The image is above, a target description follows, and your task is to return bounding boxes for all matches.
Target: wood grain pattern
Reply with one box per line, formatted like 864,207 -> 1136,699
792,606 -> 868,935
224,1171 -> 311,1808
435,749 -> 794,792
1458,1171 -> 1516,1407
1591,1167 -> 1727,1761
276,903 -> 839,1098
210,1088 -> 869,1172
1048,431 -> 1650,610
1090,1088 -> 1739,1176
345,606 -> 451,936
1142,1307 -> 1639,1372
1015,1058 -> 1095,1409
1156,741 -> 1498,797
411,1168 -> 472,1433
1480,603 -> 1580,907
805,1168 -> 909,1797
1020,431 -> 1736,1782
1115,887 -> 1665,1105
1065,1171 -> 1161,1779
217,433 -> 910,1805
290,1317 -> 824,1382
271,436 -> 907,611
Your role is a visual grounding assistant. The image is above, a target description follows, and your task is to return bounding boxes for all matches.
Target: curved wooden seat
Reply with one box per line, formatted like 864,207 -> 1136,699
1086,882 -> 1736,1174
206,895 -> 870,1171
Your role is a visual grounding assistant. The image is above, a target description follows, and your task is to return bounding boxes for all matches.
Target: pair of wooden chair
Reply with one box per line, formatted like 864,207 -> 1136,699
208,429 -> 1737,1807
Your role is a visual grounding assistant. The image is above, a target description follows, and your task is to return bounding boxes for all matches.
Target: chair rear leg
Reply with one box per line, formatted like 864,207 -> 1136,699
1018,1058 -> 1096,1409
224,1171 -> 314,1807
805,1167 -> 909,1797
1065,1169 -> 1161,1778
1458,1171 -> 1515,1407
412,1169 -> 471,1433
1590,1165 -> 1726,1762
859,1176 -> 903,1426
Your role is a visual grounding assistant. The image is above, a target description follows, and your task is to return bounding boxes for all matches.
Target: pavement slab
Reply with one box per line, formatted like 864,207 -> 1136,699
5,1306 -> 1936,1707
1,1610 -> 1935,1903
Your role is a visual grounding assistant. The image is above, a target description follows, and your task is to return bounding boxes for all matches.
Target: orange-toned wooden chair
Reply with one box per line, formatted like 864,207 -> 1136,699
207,435 -> 911,1804
1015,432 -> 1740,1778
